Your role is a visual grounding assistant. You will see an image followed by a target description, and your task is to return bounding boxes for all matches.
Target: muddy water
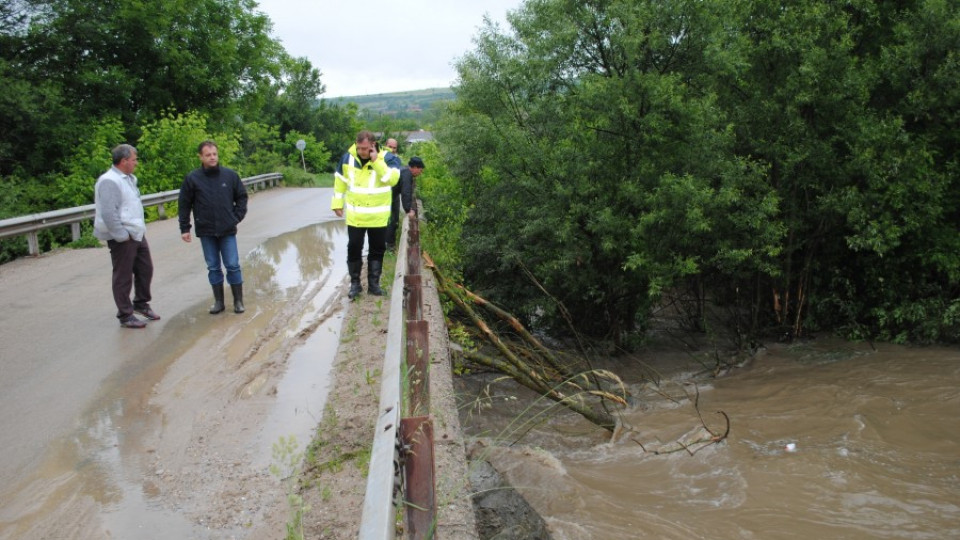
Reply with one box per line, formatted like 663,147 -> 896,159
464,339 -> 960,539
222,221 -> 348,469
0,221 -> 347,539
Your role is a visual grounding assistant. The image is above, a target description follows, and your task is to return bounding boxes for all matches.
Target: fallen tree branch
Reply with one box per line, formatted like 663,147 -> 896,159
422,251 -> 731,451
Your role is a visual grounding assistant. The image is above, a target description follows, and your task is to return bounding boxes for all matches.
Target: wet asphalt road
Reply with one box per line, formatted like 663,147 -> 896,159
0,187 -> 339,502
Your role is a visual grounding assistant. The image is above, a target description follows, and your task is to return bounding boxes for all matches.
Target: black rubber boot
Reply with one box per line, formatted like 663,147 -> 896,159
231,283 -> 245,313
347,261 -> 363,299
367,259 -> 384,296
210,283 -> 225,314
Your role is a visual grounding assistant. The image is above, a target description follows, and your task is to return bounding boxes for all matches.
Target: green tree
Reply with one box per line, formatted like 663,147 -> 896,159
236,121 -> 284,175
257,55 -> 325,137
715,0 -> 960,342
436,0 -> 960,348
442,0 -> 780,348
315,101 -> 360,169
0,0 -> 360,262
136,111 -> 239,194
0,0 -> 284,183
412,141 -> 466,282
54,117 -> 125,207
0,57 -> 76,178
283,131 -> 330,173
23,0 -> 282,127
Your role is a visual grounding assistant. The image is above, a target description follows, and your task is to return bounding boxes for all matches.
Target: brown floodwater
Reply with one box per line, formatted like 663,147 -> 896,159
462,339 -> 960,539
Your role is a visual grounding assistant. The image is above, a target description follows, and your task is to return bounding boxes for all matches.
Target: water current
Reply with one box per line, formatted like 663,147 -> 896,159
460,338 -> 960,539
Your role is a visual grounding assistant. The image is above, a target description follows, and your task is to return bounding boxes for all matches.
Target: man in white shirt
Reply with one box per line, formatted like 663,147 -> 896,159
93,144 -> 159,328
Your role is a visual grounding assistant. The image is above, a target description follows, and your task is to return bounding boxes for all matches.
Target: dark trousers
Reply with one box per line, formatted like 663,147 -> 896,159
107,236 -> 154,319
386,194 -> 400,246
347,226 -> 387,265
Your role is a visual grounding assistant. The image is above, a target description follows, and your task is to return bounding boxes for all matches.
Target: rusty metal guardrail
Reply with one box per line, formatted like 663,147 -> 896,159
360,213 -> 438,539
0,173 -> 283,256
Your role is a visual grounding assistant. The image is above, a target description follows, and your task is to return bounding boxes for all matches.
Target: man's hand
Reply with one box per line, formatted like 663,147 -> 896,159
334,209 -> 343,218
181,232 -> 192,243
368,150 -> 378,162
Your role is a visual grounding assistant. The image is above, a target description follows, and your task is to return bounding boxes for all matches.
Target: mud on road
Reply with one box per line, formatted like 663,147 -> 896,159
0,188 -> 353,539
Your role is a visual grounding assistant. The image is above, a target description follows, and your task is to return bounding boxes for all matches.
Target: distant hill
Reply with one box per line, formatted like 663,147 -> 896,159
324,87 -> 456,125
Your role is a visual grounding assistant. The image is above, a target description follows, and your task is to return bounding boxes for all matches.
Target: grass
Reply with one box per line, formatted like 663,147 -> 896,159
308,172 -> 335,188
341,314 -> 359,342
302,401 -> 375,478
279,167 -> 335,188
382,249 -> 397,288
270,435 -> 308,540
364,367 -> 379,387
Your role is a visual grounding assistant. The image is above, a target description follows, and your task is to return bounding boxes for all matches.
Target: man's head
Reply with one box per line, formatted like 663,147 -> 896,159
112,144 -> 138,174
355,130 -> 377,160
408,156 -> 425,176
198,140 -> 219,169
386,138 -> 398,153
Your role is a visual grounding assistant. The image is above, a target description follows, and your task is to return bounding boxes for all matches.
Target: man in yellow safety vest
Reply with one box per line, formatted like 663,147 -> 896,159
331,130 -> 401,299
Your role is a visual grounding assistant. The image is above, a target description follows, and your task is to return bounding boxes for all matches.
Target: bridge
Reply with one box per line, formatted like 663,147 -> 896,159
0,188 -> 347,537
0,184 -> 477,539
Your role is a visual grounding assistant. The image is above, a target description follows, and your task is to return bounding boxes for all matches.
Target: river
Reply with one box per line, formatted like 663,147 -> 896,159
459,338 -> 960,539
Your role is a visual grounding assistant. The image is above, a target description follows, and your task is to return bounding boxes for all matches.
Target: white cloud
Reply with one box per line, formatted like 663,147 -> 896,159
256,0 -> 524,98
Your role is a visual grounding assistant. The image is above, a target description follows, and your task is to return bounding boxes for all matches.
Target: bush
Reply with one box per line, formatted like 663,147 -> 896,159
277,166 -> 333,188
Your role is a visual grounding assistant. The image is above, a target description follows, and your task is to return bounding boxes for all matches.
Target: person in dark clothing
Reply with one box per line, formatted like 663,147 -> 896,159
386,156 -> 425,248
383,139 -> 403,249
178,140 -> 249,314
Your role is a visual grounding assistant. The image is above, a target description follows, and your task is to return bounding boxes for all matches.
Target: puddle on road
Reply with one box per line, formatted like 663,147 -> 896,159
250,259 -> 347,468
0,221 -> 349,539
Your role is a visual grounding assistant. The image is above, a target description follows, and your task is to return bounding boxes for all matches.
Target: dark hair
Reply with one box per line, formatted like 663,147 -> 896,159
198,140 -> 218,154
111,144 -> 137,165
408,156 -> 425,169
356,130 -> 376,144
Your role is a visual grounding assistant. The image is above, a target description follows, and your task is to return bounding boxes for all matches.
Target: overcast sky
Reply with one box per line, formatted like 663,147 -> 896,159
254,0 -> 525,98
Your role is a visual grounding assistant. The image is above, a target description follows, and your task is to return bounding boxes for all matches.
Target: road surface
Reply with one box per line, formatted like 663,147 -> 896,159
0,187 -> 347,539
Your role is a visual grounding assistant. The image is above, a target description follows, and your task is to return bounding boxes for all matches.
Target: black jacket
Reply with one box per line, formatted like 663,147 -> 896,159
396,166 -> 415,213
178,165 -> 248,237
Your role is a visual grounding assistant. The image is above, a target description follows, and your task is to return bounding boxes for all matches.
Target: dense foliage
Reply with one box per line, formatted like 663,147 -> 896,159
435,0 -> 960,346
0,0 -> 359,262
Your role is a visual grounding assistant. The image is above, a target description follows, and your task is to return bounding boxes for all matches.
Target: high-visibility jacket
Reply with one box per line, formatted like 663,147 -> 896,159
331,144 -> 401,228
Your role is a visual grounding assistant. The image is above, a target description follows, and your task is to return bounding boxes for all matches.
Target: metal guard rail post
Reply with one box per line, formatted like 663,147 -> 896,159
360,213 -> 410,539
360,211 -> 437,539
0,173 -> 283,256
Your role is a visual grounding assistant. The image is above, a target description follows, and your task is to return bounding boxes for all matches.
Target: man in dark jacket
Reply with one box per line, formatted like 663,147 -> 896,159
383,138 -> 402,249
178,140 -> 248,314
386,156 -> 425,248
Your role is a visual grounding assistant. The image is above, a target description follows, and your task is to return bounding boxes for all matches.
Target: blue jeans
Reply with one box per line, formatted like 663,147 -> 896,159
200,235 -> 242,285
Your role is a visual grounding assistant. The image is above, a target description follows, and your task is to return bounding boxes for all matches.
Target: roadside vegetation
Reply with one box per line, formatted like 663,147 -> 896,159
0,0 -> 424,263
420,0 -> 960,349
5,1 -> 958,534
2,0 -> 957,362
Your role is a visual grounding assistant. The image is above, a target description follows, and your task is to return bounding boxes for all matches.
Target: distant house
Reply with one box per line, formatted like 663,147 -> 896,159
404,130 -> 434,144
373,130 -> 434,145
